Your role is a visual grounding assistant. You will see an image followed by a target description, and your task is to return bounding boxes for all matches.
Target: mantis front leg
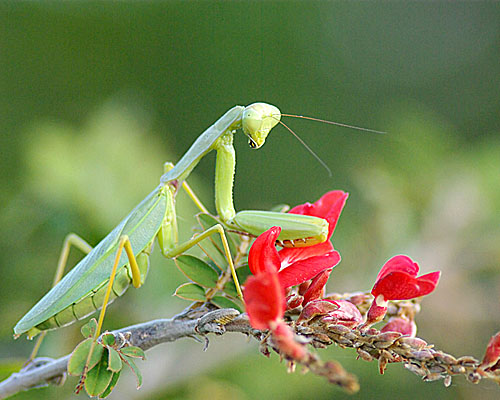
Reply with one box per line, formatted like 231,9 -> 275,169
213,132 -> 329,246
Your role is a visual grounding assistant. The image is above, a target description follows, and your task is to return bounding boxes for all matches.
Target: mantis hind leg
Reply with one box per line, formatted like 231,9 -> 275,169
27,233 -> 93,363
76,235 -> 143,393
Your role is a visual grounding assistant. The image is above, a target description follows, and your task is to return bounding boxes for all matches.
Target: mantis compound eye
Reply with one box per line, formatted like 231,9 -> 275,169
248,138 -> 258,149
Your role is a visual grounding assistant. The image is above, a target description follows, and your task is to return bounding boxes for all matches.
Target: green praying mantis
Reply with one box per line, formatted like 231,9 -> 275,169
13,103 -> 332,356
13,102 -> 381,391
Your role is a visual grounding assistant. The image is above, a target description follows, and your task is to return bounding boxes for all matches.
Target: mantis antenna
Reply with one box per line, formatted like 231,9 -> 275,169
277,119 -> 333,178
272,112 -> 386,177
281,113 -> 386,135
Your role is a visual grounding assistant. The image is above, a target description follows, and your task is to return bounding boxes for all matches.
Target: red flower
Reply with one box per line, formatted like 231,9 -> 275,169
243,191 -> 348,359
247,191 -> 347,302
288,190 -> 348,240
363,255 -> 441,329
371,255 -> 441,301
245,225 -> 340,326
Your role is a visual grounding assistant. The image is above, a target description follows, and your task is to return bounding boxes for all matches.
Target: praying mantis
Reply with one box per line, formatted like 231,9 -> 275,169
14,103 -> 333,361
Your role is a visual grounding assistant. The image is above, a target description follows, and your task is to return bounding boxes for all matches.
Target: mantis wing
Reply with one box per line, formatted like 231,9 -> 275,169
14,188 -> 168,335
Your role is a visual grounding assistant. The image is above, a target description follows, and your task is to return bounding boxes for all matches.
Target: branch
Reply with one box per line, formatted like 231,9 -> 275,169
0,307 -> 247,399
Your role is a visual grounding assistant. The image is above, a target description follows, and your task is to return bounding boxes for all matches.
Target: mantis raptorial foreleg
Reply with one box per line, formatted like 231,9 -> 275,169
28,234 -> 93,362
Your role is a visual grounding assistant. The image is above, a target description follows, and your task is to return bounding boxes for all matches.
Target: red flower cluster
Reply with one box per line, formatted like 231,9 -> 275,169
243,191 -> 442,343
243,191 -> 347,358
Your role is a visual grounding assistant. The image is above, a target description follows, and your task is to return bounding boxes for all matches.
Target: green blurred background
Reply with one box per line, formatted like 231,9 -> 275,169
1,2 -> 499,399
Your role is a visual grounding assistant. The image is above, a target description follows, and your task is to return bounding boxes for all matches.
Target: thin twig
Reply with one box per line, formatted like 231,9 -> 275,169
0,308 -> 248,399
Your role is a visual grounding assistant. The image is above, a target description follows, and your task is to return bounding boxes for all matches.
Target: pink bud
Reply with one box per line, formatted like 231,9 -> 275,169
285,293 -> 304,310
320,299 -> 363,328
381,317 -> 417,337
361,295 -> 388,329
297,299 -> 339,323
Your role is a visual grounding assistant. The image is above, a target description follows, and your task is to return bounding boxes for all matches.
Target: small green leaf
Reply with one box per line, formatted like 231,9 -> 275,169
98,370 -> 121,399
81,318 -> 98,338
85,353 -> 114,397
175,255 -> 219,288
211,296 -> 242,312
174,282 -> 206,301
236,264 -> 252,284
120,346 -> 145,359
68,338 -> 104,376
122,355 -> 143,389
107,348 -> 122,373
222,281 -> 239,298
101,332 -> 116,347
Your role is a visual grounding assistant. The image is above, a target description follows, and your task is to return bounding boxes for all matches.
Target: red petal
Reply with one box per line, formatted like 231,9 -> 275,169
289,191 -> 348,239
248,226 -> 281,275
480,332 -> 500,370
371,271 -> 440,300
278,250 -> 341,289
376,255 -> 419,282
278,240 -> 333,267
417,271 -> 441,287
243,272 -> 285,330
303,269 -> 332,304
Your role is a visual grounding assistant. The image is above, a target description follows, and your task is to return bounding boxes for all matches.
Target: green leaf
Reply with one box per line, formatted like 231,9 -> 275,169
101,332 -> 116,347
68,338 -> 104,376
98,370 -> 121,399
175,255 -> 219,288
236,264 -> 252,284
85,353 -> 114,397
211,296 -> 242,312
174,282 -> 206,301
223,281 -> 239,298
81,318 -> 98,338
107,348 -> 123,373
120,346 -> 145,359
122,355 -> 143,389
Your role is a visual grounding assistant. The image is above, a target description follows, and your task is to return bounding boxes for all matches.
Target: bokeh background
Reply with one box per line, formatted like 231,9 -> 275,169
1,2 -> 499,399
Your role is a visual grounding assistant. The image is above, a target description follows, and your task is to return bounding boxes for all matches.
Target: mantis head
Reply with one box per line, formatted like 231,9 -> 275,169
242,103 -> 281,149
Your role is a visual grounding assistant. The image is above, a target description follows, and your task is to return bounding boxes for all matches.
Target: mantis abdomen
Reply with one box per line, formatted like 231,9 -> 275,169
30,249 -> 151,336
